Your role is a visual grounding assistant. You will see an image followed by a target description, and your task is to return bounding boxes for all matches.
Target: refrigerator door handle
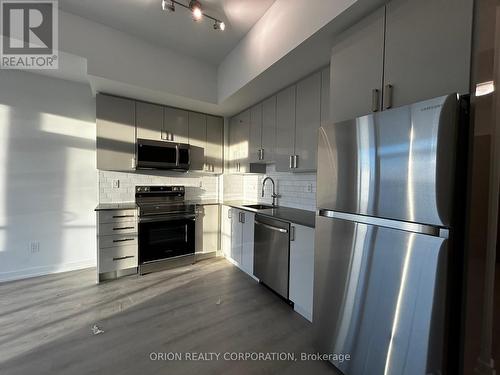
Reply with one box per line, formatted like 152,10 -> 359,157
317,209 -> 449,238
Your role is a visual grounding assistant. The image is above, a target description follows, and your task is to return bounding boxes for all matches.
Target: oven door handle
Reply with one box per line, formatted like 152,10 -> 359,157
138,214 -> 196,223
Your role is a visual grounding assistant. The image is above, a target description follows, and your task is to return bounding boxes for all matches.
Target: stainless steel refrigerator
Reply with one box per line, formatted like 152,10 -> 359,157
313,94 -> 467,375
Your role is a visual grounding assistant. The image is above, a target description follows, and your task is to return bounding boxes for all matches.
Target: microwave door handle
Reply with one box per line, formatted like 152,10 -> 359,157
175,144 -> 180,167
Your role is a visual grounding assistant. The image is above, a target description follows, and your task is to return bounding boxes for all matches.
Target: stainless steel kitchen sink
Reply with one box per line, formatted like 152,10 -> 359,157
243,204 -> 276,210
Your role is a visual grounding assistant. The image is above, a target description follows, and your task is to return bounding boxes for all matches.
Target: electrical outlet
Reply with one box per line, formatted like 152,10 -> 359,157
306,183 -> 313,193
29,241 -> 40,253
112,179 -> 120,189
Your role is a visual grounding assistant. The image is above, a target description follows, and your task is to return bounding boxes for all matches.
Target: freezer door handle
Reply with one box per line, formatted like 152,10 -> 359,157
317,209 -> 449,238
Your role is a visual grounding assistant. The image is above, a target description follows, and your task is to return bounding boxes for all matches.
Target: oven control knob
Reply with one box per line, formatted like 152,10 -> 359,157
145,187 -> 150,192
137,187 -> 142,192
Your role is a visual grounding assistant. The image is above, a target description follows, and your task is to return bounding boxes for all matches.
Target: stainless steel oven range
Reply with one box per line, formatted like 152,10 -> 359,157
136,185 -> 196,274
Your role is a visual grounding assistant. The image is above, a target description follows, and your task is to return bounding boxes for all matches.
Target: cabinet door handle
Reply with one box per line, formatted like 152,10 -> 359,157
289,155 -> 293,169
228,209 -> 232,219
112,215 -> 134,218
241,212 -> 245,223
261,149 -> 265,160
372,89 -> 380,112
290,226 -> 295,241
170,133 -> 174,141
384,84 -> 393,110
113,226 -> 134,231
112,238 -> 135,243
112,255 -> 134,261
293,155 -> 298,169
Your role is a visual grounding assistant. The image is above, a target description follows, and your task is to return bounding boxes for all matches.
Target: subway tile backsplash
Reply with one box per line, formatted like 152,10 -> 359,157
223,165 -> 316,212
100,166 -> 316,212
99,170 -> 219,203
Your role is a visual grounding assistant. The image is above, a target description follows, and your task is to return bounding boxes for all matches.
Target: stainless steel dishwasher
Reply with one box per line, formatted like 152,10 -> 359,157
253,215 -> 290,299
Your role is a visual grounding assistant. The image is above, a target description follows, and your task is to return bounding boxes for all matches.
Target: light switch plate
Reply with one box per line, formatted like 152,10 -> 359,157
112,179 -> 120,189
306,183 -> 313,193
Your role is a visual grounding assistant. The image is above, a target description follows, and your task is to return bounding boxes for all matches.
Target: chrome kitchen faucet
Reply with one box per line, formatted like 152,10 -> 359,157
261,177 -> 279,207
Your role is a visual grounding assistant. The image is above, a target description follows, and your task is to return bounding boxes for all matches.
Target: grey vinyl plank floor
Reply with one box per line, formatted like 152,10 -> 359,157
0,257 -> 339,375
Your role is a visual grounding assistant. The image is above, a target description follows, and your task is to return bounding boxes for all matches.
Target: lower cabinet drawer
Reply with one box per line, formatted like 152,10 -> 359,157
99,234 -> 137,249
99,221 -> 137,235
98,209 -> 137,224
99,245 -> 138,273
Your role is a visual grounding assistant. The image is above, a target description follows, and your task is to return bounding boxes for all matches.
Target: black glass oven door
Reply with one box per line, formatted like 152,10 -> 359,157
139,217 -> 195,263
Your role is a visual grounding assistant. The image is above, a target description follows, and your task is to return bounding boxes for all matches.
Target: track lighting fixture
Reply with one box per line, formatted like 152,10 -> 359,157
161,0 -> 175,12
161,0 -> 226,31
213,21 -> 225,31
189,0 -> 203,21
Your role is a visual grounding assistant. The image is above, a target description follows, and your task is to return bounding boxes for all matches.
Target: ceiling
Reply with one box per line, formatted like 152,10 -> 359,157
59,0 -> 276,65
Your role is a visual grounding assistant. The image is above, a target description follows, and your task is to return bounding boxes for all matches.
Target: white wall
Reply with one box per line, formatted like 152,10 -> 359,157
59,11 -> 218,106
0,71 -> 97,282
217,0 -> 356,103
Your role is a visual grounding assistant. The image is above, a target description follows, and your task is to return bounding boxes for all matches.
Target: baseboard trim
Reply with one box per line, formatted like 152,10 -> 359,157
0,259 -> 96,283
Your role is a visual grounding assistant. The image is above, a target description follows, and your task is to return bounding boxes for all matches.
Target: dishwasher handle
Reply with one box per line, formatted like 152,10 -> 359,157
255,220 -> 288,233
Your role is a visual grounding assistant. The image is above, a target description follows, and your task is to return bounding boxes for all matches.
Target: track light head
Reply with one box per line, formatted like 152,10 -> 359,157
161,0 -> 175,12
189,0 -> 202,21
213,21 -> 225,31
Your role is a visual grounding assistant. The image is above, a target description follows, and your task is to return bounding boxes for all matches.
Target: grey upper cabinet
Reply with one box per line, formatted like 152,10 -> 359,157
96,94 -> 136,171
330,7 -> 385,123
206,115 -> 224,174
249,103 -> 263,164
188,112 -> 206,171
229,110 -> 250,173
330,0 -> 473,122
383,0 -> 473,109
163,107 -> 189,143
228,116 -> 239,173
294,71 -> 321,172
261,95 -> 276,163
231,110 -> 251,173
275,85 -> 296,172
136,101 -> 163,141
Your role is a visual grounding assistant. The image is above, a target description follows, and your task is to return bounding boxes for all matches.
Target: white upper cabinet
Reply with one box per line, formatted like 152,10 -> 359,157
330,0 -> 473,122
163,107 -> 189,144
383,0 -> 473,109
294,71 -> 321,172
275,85 -> 296,172
261,95 -> 276,163
136,101 -> 164,141
249,103 -> 263,164
330,7 -> 385,123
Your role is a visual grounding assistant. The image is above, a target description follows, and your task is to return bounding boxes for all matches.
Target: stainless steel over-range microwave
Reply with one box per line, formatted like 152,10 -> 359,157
136,138 -> 190,171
